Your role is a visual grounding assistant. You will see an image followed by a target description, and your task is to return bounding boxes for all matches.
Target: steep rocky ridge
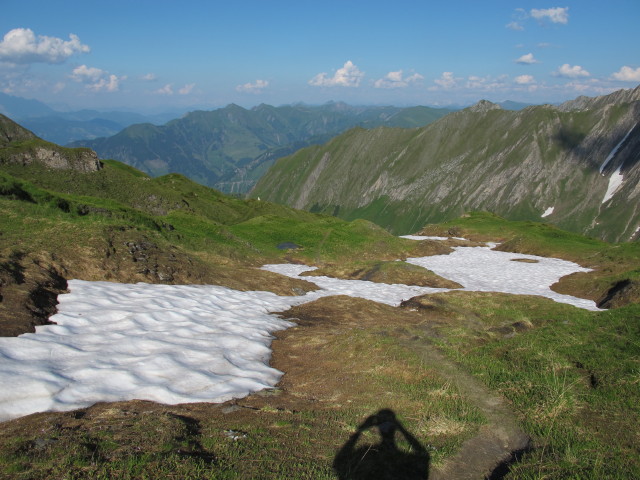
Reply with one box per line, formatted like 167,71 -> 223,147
252,86 -> 640,243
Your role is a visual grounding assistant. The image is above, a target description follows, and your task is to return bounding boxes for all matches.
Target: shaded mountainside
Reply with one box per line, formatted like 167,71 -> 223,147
251,86 -> 640,243
70,102 -> 454,194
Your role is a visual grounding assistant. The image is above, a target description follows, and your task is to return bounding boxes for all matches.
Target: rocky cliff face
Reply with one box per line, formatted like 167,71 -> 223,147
0,114 -> 102,173
251,86 -> 640,243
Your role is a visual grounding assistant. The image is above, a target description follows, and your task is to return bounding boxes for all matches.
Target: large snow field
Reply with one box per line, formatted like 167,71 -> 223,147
0,244 -> 597,422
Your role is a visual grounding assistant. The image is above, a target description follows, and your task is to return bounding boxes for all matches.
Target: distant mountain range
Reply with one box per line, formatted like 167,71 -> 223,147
70,102 -> 456,193
251,86 -> 640,243
0,92 -> 179,145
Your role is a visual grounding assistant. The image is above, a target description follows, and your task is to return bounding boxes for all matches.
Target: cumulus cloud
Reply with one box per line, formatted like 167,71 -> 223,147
507,7 -> 568,30
178,83 -> 195,95
154,84 -> 174,95
515,75 -> 535,85
236,79 -> 269,93
465,75 -> 509,92
0,28 -> 89,64
70,65 -> 122,92
309,61 -> 364,87
430,72 -> 459,90
554,63 -> 590,78
516,53 -> 539,65
141,73 -> 157,81
530,7 -> 569,24
373,70 -> 423,89
612,66 -> 640,82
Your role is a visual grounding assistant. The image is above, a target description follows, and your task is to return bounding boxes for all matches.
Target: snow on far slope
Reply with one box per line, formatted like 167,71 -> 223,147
602,165 -> 624,204
400,234 -> 449,241
0,246 -> 598,422
541,206 -> 554,218
599,124 -> 635,174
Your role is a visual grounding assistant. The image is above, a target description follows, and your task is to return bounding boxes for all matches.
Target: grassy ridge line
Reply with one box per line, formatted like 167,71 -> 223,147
0,156 -> 430,271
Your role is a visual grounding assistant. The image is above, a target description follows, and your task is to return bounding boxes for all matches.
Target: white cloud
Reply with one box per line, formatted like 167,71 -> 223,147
309,61 -> 364,87
465,75 -> 509,92
373,70 -> 423,89
71,65 -> 105,82
0,28 -> 89,64
430,71 -> 459,90
70,65 -> 122,92
141,73 -> 157,81
530,7 -> 569,24
506,21 -> 524,31
154,84 -> 173,95
515,75 -> 535,85
516,53 -> 539,65
612,66 -> 640,82
236,79 -> 269,93
555,64 -> 590,78
178,83 -> 195,95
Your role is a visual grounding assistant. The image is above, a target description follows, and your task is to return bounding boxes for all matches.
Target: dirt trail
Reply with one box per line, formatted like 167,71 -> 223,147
400,326 -> 530,480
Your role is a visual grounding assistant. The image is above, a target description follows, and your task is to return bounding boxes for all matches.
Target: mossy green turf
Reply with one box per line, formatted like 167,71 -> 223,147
422,291 -> 640,478
0,159 -> 418,267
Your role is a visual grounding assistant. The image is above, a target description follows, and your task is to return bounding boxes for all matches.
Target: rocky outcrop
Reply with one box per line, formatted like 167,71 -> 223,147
6,146 -> 102,172
0,114 -> 102,172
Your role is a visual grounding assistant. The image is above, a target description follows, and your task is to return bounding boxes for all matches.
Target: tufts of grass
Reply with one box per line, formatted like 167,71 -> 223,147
423,291 -> 640,478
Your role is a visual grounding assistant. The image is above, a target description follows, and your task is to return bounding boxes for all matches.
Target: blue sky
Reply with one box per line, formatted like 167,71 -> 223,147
1,0 -> 638,112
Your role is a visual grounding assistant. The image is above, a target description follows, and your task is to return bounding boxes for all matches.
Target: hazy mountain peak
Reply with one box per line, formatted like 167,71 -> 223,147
467,100 -> 502,113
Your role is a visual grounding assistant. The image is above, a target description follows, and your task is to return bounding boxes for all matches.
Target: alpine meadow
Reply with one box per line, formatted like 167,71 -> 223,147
1,1 -> 639,479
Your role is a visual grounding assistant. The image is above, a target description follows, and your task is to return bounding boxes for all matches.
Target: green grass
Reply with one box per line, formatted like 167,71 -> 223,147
423,291 -> 640,478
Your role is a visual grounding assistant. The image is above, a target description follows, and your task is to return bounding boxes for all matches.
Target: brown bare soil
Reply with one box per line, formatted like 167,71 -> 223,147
302,260 -> 462,289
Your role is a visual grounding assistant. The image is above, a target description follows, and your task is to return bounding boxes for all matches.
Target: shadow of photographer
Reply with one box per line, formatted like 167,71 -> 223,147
333,408 -> 430,479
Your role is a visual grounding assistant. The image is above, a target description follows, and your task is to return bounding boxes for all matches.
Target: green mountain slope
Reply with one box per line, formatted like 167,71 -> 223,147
0,114 -> 433,335
251,86 -> 640,243
70,102 -> 453,193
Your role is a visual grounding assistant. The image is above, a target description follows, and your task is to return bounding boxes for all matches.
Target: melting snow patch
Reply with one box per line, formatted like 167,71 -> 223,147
602,166 -> 624,204
0,247 -> 599,422
400,235 -> 449,241
406,246 -> 597,311
599,124 -> 635,174
0,282 -> 301,422
541,207 -> 555,218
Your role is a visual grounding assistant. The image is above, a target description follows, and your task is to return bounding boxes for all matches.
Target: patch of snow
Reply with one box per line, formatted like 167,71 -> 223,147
631,225 -> 640,240
406,246 -> 597,311
0,282 -> 303,422
261,264 -> 448,307
599,125 -> 635,174
400,235 -> 469,241
0,246 -> 599,422
541,206 -> 555,218
601,166 -> 624,204
400,235 -> 449,241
